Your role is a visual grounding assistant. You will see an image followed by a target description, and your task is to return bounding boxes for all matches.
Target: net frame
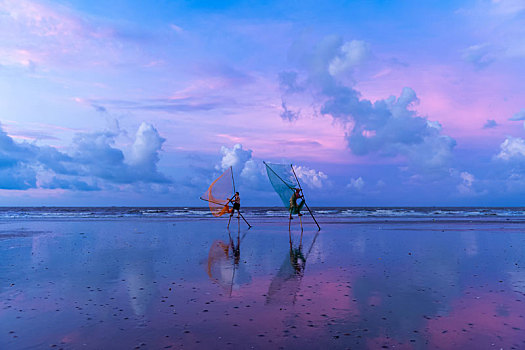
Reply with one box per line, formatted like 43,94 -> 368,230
201,167 -> 234,217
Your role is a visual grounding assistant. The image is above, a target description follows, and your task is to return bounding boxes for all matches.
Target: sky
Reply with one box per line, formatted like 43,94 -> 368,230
0,0 -> 524,207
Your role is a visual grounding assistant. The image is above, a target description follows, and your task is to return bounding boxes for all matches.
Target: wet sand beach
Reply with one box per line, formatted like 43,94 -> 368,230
1,211 -> 525,349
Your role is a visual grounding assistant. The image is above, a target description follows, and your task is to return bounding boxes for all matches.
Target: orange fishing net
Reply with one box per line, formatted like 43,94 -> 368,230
201,167 -> 234,217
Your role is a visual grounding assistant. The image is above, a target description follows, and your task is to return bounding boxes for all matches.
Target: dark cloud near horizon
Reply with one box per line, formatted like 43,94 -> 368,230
43,177 -> 100,191
0,126 -> 42,189
0,122 -> 169,190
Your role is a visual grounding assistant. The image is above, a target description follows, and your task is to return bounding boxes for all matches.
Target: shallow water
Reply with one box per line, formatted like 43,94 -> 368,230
1,216 -> 525,349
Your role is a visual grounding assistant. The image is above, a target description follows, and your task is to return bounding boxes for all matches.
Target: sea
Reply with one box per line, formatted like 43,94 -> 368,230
2,206 -> 525,348
0,206 -> 524,222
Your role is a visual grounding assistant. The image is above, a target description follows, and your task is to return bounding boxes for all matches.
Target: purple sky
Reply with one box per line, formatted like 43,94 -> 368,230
0,0 -> 524,206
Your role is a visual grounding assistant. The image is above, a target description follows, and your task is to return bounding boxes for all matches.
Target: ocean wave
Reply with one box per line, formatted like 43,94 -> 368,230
0,207 -> 524,220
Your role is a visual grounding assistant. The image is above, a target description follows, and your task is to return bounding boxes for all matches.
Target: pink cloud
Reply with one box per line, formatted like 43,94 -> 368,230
0,0 -> 127,69
1,0 -> 86,38
356,62 -> 523,144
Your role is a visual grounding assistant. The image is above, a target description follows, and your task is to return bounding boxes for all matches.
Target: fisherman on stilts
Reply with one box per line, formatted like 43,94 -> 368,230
228,191 -> 251,229
230,192 -> 240,218
289,188 -> 305,230
200,166 -> 251,229
263,161 -> 321,231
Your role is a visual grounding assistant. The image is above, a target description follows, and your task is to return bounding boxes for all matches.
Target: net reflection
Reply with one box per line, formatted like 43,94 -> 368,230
206,225 -> 251,296
266,230 -> 320,305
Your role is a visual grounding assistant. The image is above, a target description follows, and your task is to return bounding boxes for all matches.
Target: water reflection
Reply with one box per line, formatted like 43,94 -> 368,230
4,220 -> 525,349
266,230 -> 320,305
206,226 -> 251,295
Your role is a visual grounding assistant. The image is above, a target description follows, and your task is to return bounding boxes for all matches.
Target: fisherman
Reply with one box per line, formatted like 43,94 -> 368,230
229,192 -> 241,219
289,188 -> 304,220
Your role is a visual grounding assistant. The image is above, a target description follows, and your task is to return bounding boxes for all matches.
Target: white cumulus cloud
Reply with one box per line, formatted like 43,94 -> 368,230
457,171 -> 475,194
218,144 -> 266,188
347,177 -> 364,191
496,136 -> 525,160
130,123 -> 165,171
219,144 -> 252,171
0,121 -> 169,190
293,166 -> 328,189
329,40 -> 371,77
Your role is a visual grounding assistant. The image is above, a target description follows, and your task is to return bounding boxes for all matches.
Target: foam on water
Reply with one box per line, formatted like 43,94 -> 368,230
0,207 -> 524,221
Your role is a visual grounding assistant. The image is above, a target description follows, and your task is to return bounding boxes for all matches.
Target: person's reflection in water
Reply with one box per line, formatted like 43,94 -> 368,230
266,230 -> 319,305
206,225 -> 251,296
289,231 -> 306,274
229,226 -> 241,266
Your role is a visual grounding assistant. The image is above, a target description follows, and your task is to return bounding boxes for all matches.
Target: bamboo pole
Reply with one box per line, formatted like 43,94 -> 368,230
239,212 -> 251,228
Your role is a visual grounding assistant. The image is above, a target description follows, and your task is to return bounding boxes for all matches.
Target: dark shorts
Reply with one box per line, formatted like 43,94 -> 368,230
233,203 -> 240,210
